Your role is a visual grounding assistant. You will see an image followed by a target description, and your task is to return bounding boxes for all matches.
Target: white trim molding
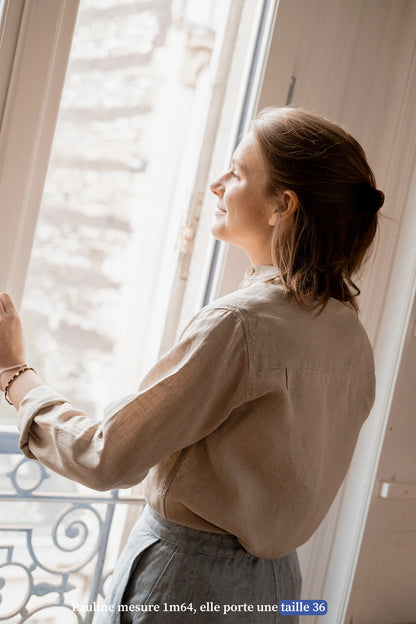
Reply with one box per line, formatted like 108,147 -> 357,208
0,0 -> 79,305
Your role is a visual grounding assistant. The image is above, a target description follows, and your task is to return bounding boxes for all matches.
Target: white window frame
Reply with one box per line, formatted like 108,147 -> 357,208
176,0 -> 279,334
0,0 -> 80,302
0,0 -> 24,125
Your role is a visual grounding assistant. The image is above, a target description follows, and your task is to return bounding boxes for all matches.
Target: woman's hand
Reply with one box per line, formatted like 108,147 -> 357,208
0,292 -> 26,388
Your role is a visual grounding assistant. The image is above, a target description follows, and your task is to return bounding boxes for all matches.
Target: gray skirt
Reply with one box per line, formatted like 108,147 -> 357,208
95,506 -> 302,624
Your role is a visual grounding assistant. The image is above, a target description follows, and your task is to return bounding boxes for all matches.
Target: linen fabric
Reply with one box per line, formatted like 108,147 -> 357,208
95,505 -> 302,624
17,264 -> 375,559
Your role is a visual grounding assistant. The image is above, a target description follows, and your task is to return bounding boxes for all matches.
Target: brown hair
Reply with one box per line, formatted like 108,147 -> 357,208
251,106 -> 383,312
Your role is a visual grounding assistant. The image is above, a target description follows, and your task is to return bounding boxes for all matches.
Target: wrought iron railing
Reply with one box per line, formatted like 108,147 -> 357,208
0,425 -> 144,623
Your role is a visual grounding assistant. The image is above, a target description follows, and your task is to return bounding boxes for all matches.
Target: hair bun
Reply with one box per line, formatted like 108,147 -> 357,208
377,189 -> 385,209
360,183 -> 384,213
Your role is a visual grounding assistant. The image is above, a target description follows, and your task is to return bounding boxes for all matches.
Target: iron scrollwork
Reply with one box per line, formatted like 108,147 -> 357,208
0,428 -> 144,623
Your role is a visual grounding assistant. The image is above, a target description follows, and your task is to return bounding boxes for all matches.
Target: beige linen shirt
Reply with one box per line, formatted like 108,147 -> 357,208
17,265 -> 375,559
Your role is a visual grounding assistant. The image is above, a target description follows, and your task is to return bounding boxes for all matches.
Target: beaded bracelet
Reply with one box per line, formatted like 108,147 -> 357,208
0,363 -> 27,381
0,364 -> 26,391
3,365 -> 36,405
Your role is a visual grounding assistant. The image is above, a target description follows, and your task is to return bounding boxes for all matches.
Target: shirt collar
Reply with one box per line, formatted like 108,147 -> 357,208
239,264 -> 281,289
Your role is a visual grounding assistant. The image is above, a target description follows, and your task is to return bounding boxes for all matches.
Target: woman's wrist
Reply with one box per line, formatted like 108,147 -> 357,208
1,368 -> 43,409
0,363 -> 28,391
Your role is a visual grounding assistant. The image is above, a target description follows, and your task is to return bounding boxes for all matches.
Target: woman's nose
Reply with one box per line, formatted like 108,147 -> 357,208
210,176 -> 224,196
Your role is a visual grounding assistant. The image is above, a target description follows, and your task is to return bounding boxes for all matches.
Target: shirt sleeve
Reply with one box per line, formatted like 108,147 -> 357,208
17,305 -> 249,491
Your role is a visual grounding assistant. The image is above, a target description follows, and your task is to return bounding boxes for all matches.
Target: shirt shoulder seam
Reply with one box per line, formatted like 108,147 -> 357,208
207,304 -> 252,402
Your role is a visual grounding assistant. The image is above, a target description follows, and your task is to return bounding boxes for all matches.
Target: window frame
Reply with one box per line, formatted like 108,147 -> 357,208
0,0 -> 80,302
174,0 -> 279,337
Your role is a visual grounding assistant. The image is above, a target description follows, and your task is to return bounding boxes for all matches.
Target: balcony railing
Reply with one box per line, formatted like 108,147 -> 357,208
0,425 -> 144,623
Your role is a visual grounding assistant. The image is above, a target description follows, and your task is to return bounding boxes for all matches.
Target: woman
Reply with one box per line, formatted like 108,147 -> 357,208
0,107 -> 383,622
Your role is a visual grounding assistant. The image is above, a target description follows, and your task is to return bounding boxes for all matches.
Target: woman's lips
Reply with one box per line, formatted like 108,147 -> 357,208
215,204 -> 227,215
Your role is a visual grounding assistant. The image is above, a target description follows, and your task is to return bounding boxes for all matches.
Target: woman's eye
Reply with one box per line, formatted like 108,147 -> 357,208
230,170 -> 239,179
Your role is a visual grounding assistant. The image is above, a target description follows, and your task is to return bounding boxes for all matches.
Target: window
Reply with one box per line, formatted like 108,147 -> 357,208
1,0 -> 233,423
0,1 -> 273,620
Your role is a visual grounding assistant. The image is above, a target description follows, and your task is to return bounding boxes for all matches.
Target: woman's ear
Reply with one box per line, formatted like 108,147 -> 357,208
268,190 -> 299,226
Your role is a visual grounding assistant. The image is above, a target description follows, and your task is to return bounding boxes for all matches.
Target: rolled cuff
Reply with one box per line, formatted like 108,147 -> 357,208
17,384 -> 69,459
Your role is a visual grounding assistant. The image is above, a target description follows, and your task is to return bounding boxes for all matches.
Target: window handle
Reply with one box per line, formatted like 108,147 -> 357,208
379,481 -> 416,499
